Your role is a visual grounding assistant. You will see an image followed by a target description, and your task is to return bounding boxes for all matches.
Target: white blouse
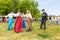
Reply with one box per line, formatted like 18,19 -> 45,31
25,13 -> 32,19
7,13 -> 14,18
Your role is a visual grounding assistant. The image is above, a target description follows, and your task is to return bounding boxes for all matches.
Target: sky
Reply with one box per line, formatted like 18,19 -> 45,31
35,0 -> 60,16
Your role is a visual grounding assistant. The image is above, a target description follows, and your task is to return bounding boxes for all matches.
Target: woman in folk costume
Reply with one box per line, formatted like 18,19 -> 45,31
22,13 -> 26,28
22,13 -> 26,31
14,9 -> 22,33
25,10 -> 32,32
7,11 -> 14,30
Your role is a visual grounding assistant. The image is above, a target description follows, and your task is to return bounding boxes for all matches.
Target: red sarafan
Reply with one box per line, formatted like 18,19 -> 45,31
14,16 -> 22,33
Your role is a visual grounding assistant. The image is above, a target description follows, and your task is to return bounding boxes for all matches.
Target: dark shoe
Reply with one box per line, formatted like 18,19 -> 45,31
43,28 -> 46,30
40,26 -> 42,29
26,30 -> 30,32
40,27 -> 42,29
8,29 -> 12,30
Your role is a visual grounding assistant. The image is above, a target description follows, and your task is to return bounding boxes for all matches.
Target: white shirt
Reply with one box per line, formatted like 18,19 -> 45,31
16,13 -> 20,16
25,13 -> 32,19
7,13 -> 14,18
22,14 -> 26,17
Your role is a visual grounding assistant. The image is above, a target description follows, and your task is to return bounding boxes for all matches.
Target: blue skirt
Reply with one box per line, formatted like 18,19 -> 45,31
8,18 -> 13,30
22,18 -> 26,28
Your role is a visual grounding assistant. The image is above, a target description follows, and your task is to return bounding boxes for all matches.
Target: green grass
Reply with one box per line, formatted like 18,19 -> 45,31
0,21 -> 60,40
37,33 -> 50,38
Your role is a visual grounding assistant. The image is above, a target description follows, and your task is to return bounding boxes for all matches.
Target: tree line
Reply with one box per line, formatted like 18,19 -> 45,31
0,0 -> 40,18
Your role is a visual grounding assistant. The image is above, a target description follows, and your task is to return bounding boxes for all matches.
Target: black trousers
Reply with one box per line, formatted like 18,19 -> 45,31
40,19 -> 46,29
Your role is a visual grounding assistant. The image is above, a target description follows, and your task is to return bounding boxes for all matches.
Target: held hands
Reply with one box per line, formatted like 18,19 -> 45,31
26,17 -> 33,22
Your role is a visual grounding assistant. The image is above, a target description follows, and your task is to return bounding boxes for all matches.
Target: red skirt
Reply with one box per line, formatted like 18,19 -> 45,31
14,16 -> 22,33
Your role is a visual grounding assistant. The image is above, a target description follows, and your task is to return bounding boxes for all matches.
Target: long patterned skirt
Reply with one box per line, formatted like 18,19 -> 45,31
8,18 -> 13,30
14,16 -> 22,33
22,18 -> 26,28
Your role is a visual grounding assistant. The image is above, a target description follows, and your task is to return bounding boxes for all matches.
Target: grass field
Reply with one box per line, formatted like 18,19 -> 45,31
0,21 -> 60,40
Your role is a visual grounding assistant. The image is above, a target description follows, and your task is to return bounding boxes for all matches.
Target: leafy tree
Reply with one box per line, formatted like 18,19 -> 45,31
0,0 -> 40,18
19,0 -> 40,18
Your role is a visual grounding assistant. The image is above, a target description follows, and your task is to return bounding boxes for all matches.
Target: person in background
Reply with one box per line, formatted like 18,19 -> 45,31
2,15 -> 5,22
0,18 -> 2,22
40,9 -> 48,30
6,10 -> 14,30
49,16 -> 53,25
58,16 -> 60,24
5,17 -> 8,23
39,17 -> 42,22
25,10 -> 32,32
55,17 -> 58,25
